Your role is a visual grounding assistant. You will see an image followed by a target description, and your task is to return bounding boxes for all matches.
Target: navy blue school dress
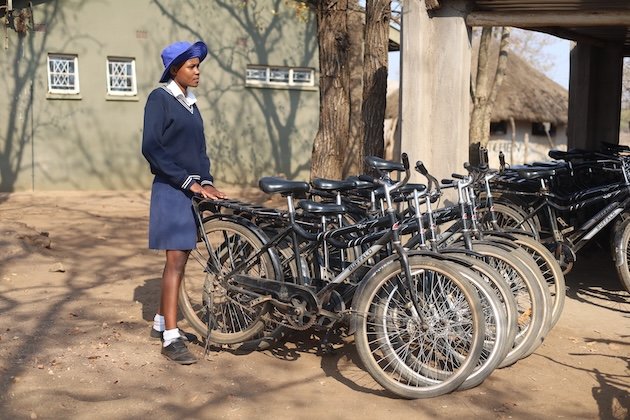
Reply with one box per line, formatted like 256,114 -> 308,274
142,83 -> 214,250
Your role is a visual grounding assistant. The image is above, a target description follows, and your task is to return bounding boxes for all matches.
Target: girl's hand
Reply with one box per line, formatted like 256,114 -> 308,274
202,185 -> 227,200
190,182 -> 227,199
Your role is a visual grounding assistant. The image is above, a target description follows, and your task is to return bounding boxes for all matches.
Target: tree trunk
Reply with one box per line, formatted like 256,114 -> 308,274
361,0 -> 390,172
482,27 -> 510,146
470,26 -> 511,156
310,0 -> 351,180
469,27 -> 493,148
343,3 -> 365,177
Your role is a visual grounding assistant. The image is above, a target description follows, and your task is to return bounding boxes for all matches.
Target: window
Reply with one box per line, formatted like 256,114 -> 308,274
532,122 -> 556,136
490,120 -> 508,135
106,57 -> 137,96
47,54 -> 80,94
246,65 -> 315,89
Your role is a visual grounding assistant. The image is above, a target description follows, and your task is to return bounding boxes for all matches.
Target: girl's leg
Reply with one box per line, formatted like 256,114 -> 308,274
158,249 -> 197,365
161,249 -> 190,330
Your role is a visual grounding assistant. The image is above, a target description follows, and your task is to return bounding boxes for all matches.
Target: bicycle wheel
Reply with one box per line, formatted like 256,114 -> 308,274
180,218 -> 278,344
613,218 -> 630,293
509,233 -> 566,328
466,242 -> 547,367
440,252 -> 517,389
481,202 -> 540,239
354,255 -> 484,399
494,242 -> 553,358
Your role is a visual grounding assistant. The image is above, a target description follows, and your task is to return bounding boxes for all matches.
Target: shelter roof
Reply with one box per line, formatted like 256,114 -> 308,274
437,0 -> 630,55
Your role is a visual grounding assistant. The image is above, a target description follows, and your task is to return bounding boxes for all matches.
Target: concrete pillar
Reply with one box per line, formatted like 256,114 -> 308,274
568,42 -> 624,150
399,0 -> 471,182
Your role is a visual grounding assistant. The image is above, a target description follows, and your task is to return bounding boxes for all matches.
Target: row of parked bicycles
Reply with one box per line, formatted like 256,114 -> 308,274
487,142 -> 630,294
175,142 -> 630,399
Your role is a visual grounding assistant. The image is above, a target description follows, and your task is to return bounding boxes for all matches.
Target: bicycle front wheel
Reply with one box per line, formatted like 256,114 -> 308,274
354,256 -> 484,399
613,218 -> 630,293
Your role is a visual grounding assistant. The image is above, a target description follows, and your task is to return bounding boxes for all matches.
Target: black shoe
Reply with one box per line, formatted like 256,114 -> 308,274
161,339 -> 198,365
150,328 -> 162,340
150,328 -> 197,342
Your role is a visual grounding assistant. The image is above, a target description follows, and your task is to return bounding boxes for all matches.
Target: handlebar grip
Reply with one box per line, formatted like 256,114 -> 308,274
451,173 -> 465,179
441,179 -> 455,185
481,147 -> 489,165
401,153 -> 410,170
415,160 -> 428,176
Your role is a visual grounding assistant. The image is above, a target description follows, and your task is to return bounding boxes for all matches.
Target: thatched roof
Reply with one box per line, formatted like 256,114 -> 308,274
386,49 -> 569,125
485,52 -> 568,125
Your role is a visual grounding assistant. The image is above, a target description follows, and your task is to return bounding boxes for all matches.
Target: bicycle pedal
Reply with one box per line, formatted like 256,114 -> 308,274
560,226 -> 574,234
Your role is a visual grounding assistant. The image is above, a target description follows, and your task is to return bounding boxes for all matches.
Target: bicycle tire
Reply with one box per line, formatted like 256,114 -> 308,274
179,218 -> 278,344
509,233 -> 566,328
353,255 -> 484,399
613,218 -> 630,293
481,202 -> 540,239
465,242 -> 547,367
482,239 -> 553,358
439,252 -> 514,390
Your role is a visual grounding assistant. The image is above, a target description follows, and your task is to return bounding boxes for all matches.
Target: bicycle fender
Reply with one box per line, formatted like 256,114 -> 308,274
196,213 -> 284,281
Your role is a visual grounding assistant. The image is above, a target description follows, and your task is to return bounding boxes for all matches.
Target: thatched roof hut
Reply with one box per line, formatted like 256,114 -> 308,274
386,50 -> 569,125
487,53 -> 568,125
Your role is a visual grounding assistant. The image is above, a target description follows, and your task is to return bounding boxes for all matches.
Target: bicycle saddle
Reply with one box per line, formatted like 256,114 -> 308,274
258,177 -> 310,196
311,177 -> 357,192
365,156 -> 405,172
516,166 -> 568,180
298,200 -> 347,216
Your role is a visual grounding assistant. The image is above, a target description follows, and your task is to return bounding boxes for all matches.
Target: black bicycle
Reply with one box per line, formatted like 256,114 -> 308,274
180,154 -> 486,399
485,149 -> 630,293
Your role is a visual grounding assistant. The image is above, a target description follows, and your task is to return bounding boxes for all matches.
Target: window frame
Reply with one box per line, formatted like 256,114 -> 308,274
532,121 -> 557,137
246,65 -> 316,89
47,53 -> 80,95
106,56 -> 138,97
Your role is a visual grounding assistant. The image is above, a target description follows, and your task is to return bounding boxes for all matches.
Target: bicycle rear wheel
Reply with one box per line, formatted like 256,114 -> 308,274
481,202 -> 540,239
180,218 -> 278,344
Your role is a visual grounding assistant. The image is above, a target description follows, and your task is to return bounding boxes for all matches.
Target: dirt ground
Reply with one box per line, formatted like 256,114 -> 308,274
0,189 -> 628,420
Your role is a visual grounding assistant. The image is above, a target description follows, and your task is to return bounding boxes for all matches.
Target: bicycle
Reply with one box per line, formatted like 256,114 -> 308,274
181,154 -> 486,398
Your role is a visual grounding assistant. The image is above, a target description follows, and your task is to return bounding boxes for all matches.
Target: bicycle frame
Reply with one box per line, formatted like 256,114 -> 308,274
190,154 -> 418,317
491,181 -> 630,254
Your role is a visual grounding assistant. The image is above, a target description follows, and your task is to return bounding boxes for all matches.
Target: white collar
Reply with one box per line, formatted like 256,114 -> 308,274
164,80 -> 197,107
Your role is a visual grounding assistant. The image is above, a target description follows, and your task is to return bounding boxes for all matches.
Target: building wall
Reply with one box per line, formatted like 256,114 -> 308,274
487,120 -> 568,168
0,0 -> 319,191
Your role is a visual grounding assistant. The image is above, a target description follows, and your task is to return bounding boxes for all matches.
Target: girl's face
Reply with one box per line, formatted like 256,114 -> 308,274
171,57 -> 201,91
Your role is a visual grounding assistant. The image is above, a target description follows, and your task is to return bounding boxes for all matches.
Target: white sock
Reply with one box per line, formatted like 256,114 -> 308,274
163,328 -> 180,347
153,314 -> 165,332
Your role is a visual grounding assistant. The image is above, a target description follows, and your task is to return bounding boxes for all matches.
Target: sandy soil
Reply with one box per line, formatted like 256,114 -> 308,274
0,190 -> 628,420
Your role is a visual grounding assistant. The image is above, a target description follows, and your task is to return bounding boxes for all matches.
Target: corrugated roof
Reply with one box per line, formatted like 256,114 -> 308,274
445,0 -> 630,55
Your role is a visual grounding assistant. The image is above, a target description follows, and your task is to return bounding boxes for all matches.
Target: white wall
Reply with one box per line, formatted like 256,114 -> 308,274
486,121 -> 568,168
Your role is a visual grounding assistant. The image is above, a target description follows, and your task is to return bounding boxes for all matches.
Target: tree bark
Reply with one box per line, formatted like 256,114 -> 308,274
470,27 -> 510,152
469,27 -> 492,148
361,0 -> 390,173
343,3 -> 365,177
482,27 -> 510,146
310,0 -> 351,180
